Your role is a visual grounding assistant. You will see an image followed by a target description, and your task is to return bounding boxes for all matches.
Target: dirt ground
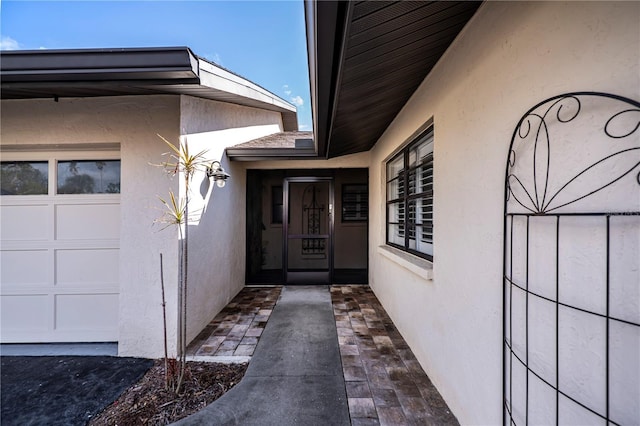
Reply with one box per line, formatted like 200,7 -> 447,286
89,360 -> 247,426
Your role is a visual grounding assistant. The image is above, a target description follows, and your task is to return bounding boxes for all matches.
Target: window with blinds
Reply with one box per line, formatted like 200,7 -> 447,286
386,126 -> 434,260
342,184 -> 368,222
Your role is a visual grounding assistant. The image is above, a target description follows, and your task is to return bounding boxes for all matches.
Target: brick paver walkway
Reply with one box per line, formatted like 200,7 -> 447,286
187,287 -> 282,359
331,286 -> 457,425
187,285 -> 457,425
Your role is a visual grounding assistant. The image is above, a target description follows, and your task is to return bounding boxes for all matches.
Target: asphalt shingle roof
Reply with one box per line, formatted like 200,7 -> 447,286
233,131 -> 313,149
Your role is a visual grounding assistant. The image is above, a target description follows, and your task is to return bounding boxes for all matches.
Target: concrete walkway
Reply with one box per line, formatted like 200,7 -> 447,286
175,286 -> 350,425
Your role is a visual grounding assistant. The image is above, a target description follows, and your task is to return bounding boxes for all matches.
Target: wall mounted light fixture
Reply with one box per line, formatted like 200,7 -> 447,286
206,161 -> 230,188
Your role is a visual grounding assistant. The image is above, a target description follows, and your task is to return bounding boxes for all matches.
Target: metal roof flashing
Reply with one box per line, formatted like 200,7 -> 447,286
1,46 -> 199,82
1,47 -> 299,131
197,58 -> 295,113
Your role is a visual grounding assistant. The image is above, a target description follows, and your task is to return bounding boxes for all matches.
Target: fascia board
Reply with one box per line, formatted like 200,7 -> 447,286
1,47 -> 199,82
304,0 -> 319,143
198,59 -> 295,113
226,148 -> 318,161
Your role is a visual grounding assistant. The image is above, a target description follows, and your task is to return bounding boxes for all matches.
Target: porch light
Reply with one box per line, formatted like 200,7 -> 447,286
206,161 -> 230,188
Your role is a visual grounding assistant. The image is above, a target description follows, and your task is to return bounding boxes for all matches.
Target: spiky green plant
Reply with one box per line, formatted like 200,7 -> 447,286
157,134 -> 209,181
156,190 -> 186,230
154,135 -> 209,394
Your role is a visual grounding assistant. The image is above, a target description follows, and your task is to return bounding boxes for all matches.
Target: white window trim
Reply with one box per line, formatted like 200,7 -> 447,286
377,245 -> 433,280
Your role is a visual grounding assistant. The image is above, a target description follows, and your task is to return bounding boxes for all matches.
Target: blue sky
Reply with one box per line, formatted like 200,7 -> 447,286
0,0 -> 312,130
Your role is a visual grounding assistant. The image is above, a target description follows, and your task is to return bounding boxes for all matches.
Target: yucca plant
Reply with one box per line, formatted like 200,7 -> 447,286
154,135 -> 209,393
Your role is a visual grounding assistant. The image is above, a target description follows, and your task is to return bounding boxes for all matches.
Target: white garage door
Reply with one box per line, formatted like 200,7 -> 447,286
1,150 -> 120,342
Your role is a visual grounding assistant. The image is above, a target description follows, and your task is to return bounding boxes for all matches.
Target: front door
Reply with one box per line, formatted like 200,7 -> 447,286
284,178 -> 333,284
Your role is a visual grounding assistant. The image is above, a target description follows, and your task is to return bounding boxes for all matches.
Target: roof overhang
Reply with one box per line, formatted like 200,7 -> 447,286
305,0 -> 482,158
1,46 -> 298,131
226,131 -> 317,161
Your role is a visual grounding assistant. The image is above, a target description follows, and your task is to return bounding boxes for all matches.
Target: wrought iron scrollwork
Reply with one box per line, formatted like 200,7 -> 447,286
506,92 -> 640,214
503,92 -> 640,426
302,184 -> 326,256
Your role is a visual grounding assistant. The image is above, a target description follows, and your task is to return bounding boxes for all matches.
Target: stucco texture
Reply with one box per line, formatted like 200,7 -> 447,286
1,95 -> 181,358
367,2 -> 639,424
178,96 -> 284,347
0,94 -> 286,359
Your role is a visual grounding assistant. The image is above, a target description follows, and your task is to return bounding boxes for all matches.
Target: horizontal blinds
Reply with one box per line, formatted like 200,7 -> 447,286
342,184 -> 368,221
386,126 -> 434,258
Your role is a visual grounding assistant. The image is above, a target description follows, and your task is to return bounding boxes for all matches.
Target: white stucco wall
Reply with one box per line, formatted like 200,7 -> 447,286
0,95 -> 182,359
367,2 -> 639,424
0,94 -> 288,358
178,96 -> 285,346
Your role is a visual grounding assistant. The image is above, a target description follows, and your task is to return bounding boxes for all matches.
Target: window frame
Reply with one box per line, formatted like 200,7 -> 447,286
56,159 -> 121,195
0,160 -> 50,195
0,149 -> 121,198
385,123 -> 434,261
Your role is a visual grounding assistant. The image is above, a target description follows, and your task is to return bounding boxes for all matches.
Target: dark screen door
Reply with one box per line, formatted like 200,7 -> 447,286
283,178 -> 333,284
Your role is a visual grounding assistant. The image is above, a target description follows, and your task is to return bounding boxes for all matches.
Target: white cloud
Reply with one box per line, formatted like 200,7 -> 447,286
299,124 -> 310,130
204,52 -> 222,65
283,85 -> 305,109
0,36 -> 20,51
290,95 -> 303,107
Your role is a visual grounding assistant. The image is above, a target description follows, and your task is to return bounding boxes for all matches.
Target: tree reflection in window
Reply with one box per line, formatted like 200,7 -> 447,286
0,161 -> 48,195
57,160 -> 121,194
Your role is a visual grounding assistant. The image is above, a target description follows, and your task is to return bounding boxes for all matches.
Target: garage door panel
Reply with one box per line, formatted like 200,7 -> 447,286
1,250 -> 49,285
0,205 -> 49,240
1,153 -> 120,343
1,295 -> 49,331
55,294 -> 119,331
55,203 -> 120,240
55,249 -> 119,285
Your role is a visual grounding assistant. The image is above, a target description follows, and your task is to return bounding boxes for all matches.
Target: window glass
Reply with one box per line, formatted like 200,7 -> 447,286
386,126 -> 434,260
387,202 -> 404,223
342,184 -> 368,222
412,136 -> 433,165
387,176 -> 404,201
419,163 -> 433,195
0,161 -> 48,195
57,160 -> 121,194
387,223 -> 405,246
386,155 -> 404,179
408,169 -> 418,195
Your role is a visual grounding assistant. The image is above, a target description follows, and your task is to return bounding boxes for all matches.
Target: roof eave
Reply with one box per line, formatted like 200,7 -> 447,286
1,47 -> 299,131
226,148 -> 318,161
305,1 -> 482,159
0,46 -> 200,83
304,0 -> 350,159
197,58 -> 296,114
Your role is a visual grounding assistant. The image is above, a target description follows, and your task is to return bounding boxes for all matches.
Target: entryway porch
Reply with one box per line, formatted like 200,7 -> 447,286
186,285 -> 456,425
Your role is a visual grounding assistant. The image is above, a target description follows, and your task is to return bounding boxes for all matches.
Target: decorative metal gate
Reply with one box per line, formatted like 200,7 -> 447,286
302,184 -> 327,257
503,93 -> 640,425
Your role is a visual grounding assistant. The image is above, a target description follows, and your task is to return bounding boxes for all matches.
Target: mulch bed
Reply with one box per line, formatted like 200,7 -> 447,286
89,360 -> 247,426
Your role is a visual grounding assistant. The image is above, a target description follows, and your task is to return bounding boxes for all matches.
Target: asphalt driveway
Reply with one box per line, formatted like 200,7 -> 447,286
1,356 -> 152,426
